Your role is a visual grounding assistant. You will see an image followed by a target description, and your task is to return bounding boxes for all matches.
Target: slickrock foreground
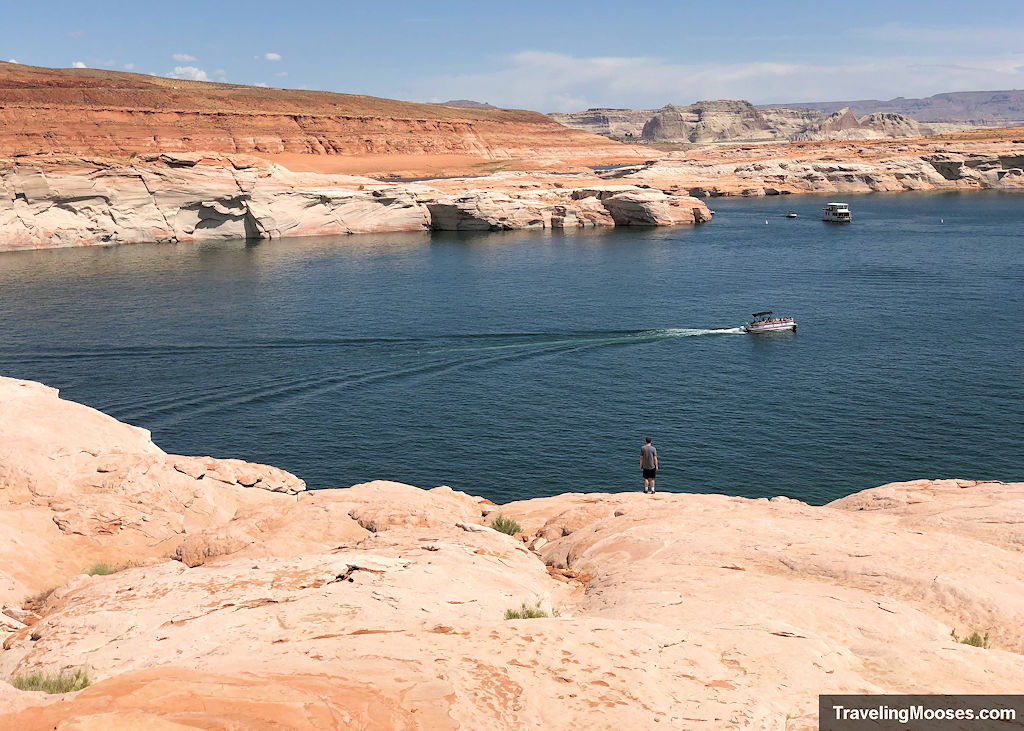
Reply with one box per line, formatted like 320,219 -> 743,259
1,376 -> 1023,728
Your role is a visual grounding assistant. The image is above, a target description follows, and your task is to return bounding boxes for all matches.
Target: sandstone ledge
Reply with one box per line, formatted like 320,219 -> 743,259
1,375 -> 1022,729
0,154 -> 710,251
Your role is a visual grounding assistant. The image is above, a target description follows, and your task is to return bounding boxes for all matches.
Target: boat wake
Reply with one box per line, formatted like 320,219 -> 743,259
53,326 -> 747,427
659,327 -> 747,337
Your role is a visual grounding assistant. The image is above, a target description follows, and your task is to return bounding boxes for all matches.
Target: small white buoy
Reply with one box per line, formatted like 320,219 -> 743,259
940,218 -> 944,223
765,219 -> 769,224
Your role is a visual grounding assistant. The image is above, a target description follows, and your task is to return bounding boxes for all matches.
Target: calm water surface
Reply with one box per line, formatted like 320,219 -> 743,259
1,193 -> 1021,503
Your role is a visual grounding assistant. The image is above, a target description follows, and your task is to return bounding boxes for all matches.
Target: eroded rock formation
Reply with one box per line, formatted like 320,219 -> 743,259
0,376 -> 1022,729
597,130 -> 1024,197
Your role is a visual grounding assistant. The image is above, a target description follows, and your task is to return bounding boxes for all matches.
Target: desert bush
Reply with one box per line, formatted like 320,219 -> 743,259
490,515 -> 522,536
85,561 -> 138,576
950,629 -> 990,648
9,668 -> 90,694
504,602 -> 548,620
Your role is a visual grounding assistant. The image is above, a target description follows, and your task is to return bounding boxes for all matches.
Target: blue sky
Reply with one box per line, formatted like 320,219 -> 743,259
4,1 -> 1024,111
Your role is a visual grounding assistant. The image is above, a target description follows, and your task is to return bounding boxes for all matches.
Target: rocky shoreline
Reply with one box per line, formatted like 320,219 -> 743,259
1,375 -> 1022,729
0,153 -> 711,251
3,127 -> 1023,251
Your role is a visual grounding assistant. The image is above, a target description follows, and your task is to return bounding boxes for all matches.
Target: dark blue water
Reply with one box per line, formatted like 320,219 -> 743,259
1,193 -> 1021,503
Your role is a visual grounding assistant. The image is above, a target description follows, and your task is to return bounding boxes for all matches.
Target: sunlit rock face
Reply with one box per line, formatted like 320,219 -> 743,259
1,376 -> 1023,729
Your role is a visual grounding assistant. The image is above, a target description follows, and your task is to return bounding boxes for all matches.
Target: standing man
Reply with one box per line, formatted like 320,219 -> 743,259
640,437 -> 658,494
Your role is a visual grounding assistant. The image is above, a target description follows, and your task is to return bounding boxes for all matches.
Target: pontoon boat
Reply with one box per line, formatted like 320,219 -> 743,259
743,311 -> 797,333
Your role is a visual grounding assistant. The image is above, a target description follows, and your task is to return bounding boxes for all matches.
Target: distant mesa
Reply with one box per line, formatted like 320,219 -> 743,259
434,99 -> 497,109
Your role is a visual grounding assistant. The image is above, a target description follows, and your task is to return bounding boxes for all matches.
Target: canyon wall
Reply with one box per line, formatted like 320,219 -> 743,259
0,62 -> 630,165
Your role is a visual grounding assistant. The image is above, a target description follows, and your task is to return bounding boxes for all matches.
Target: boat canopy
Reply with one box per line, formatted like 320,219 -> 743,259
751,311 -> 773,317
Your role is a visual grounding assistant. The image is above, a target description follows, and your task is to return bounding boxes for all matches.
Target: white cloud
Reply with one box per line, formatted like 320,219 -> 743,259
264,52 -> 282,62
254,82 -> 269,87
172,53 -> 197,62
168,65 -> 209,81
124,63 -> 135,71
72,61 -> 87,69
275,71 -> 288,77
214,69 -> 228,81
413,50 -> 1024,112
7,59 -> 16,64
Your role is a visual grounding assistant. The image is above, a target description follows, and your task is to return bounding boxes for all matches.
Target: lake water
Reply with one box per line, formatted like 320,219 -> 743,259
1,192 -> 1021,504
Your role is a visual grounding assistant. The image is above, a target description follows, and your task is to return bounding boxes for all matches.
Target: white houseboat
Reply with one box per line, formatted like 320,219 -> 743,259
822,202 -> 851,222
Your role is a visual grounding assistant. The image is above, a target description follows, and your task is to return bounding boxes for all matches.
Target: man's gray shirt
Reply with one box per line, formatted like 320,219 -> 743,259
640,444 -> 657,470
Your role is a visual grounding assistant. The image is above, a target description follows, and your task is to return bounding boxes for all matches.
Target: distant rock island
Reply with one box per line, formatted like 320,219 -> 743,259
551,99 -> 933,144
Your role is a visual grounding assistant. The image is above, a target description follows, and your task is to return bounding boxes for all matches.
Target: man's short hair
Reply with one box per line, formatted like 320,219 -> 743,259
645,437 -> 652,443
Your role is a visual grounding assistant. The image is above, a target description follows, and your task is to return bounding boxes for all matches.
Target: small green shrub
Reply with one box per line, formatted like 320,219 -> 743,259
10,668 -> 91,694
951,629 -> 990,648
490,515 -> 522,536
504,602 -> 548,620
85,560 -> 138,576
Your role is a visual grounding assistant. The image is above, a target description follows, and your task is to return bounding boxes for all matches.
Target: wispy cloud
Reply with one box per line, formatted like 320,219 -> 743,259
7,59 -> 17,64
254,82 -> 269,87
168,65 -> 209,81
413,50 -> 1024,111
851,23 -> 1024,48
172,53 -> 197,63
72,61 -> 87,69
124,63 -> 135,71
264,52 -> 282,62
275,71 -> 288,78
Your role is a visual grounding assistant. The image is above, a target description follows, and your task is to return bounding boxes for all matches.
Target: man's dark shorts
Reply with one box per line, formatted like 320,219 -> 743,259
643,468 -> 657,479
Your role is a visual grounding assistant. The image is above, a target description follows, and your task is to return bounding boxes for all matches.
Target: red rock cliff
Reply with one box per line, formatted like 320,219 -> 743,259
0,62 -> 632,170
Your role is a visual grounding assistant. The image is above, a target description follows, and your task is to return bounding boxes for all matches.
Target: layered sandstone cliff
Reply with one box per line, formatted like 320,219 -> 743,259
1,376 -> 1022,729
0,62 -> 630,167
